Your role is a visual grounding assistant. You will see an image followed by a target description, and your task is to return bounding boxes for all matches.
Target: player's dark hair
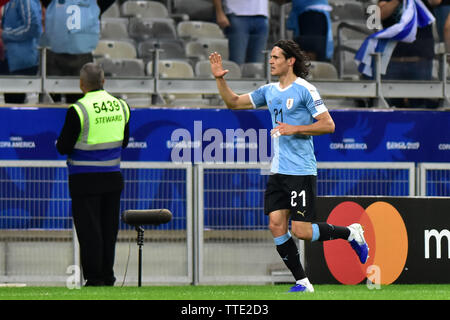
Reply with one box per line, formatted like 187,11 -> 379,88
273,39 -> 310,78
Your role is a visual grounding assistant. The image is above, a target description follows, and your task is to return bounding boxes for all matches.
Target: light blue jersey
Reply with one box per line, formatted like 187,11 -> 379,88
249,78 -> 327,175
41,0 -> 100,54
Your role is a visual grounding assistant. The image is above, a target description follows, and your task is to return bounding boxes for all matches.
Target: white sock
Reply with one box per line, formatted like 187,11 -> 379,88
347,224 -> 358,242
296,277 -> 311,287
296,277 -> 314,292
347,227 -> 354,241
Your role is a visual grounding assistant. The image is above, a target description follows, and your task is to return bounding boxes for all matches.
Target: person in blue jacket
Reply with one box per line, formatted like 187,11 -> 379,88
40,0 -> 102,104
1,0 -> 42,103
285,0 -> 334,62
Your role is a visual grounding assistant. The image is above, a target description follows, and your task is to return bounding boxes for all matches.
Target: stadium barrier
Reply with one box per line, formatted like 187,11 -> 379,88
1,160 -> 441,286
418,163 -> 450,197
0,75 -> 448,107
1,44 -> 450,107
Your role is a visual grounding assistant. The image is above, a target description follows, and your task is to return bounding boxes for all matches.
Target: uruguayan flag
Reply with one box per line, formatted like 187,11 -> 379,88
355,0 -> 435,77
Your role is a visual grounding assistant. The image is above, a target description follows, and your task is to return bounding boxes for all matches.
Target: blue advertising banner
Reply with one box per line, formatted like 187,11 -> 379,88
0,107 -> 449,162
0,107 -> 448,230
319,109 -> 450,162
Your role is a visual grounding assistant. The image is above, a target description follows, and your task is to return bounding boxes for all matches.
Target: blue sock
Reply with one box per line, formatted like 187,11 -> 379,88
274,231 -> 292,245
311,223 -> 320,242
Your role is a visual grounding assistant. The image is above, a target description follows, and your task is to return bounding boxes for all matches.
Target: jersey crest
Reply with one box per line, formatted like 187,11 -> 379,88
286,98 -> 294,110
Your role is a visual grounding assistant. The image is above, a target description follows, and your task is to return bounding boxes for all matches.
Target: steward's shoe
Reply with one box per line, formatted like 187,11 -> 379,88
348,223 -> 369,264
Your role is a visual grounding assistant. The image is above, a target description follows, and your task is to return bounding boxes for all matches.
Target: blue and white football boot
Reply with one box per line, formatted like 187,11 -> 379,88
288,278 -> 314,293
348,223 -> 369,264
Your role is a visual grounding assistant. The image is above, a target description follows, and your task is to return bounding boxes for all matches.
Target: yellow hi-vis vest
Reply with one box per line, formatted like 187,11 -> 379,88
67,90 -> 130,174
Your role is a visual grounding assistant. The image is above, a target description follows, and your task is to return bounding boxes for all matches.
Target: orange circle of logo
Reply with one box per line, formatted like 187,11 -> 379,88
323,201 -> 408,285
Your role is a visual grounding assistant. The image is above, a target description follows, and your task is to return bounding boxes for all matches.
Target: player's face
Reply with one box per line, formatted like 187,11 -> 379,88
269,46 -> 291,77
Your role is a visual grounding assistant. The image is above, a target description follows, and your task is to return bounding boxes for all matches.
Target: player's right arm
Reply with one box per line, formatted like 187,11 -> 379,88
209,52 -> 253,110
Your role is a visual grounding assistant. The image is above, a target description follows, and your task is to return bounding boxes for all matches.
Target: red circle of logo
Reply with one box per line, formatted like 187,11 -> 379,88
323,201 -> 408,285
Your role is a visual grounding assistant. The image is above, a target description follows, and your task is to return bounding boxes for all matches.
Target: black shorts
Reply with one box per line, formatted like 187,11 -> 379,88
264,174 -> 317,222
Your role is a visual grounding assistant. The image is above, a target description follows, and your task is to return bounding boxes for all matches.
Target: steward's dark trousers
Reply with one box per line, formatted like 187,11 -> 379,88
71,191 -> 122,286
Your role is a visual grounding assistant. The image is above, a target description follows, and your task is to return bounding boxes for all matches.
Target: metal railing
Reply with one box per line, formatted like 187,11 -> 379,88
1,45 -> 450,108
418,162 -> 450,196
0,160 -> 447,285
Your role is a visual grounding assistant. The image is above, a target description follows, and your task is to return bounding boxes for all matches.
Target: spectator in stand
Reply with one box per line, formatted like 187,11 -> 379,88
379,0 -> 439,108
213,0 -> 269,65
0,0 -> 42,104
40,0 -> 115,104
284,0 -> 334,62
433,0 -> 450,55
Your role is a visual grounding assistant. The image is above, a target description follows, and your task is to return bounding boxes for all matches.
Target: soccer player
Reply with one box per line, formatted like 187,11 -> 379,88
209,40 -> 369,292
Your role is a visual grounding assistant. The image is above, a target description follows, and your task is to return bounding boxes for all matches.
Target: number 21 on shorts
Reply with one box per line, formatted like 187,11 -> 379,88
291,190 -> 306,207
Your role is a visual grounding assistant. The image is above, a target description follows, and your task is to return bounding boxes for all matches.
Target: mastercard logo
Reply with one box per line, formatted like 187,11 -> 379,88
323,201 -> 408,285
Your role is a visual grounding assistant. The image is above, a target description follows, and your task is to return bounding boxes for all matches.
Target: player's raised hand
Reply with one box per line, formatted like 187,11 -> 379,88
209,52 -> 229,79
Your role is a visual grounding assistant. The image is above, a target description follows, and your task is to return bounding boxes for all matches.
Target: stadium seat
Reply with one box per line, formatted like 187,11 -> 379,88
121,0 -> 169,18
101,1 -> 120,18
128,17 -> 177,41
195,59 -> 241,79
336,39 -> 364,79
138,39 -> 186,62
333,20 -> 373,41
96,57 -> 146,77
93,40 -> 137,59
330,1 -> 365,22
147,59 -> 194,78
172,0 -> 215,21
308,61 -> 338,80
147,60 -> 206,105
185,38 -> 229,61
241,62 -> 265,79
101,18 -> 129,40
177,21 -> 224,40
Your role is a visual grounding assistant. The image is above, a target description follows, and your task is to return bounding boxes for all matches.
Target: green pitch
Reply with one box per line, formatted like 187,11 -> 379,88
0,284 -> 449,300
